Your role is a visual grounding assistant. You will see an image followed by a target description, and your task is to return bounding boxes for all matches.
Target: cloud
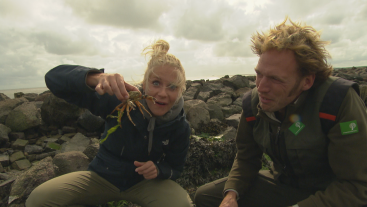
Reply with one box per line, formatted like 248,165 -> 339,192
30,31 -> 99,55
64,0 -> 168,30
174,1 -> 231,41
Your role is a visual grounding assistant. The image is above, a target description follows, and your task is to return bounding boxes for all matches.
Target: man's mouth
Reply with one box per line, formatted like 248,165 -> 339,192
259,96 -> 272,103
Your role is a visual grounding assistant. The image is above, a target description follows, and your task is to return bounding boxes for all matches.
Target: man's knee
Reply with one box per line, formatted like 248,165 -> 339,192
194,178 -> 227,207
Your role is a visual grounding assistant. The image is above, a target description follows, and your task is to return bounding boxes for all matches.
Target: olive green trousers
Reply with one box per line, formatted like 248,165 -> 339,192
194,170 -> 314,207
26,171 -> 192,207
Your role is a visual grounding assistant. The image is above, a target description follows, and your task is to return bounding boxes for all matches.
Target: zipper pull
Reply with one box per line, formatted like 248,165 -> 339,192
275,126 -> 281,144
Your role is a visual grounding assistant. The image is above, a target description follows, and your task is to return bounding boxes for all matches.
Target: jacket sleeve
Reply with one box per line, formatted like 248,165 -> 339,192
155,121 -> 191,180
298,87 -> 367,207
45,65 -> 111,118
224,111 -> 263,196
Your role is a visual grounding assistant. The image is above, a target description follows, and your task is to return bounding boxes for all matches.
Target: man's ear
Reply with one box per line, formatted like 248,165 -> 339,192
302,74 -> 315,91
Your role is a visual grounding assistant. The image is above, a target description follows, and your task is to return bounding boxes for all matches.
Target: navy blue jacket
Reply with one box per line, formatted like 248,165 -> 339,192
45,65 -> 190,191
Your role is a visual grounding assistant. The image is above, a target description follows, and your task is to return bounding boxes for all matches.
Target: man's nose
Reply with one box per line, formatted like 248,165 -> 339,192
257,77 -> 270,93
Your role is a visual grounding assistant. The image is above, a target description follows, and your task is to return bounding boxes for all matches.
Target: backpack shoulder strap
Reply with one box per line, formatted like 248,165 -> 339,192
242,89 -> 256,127
319,78 -> 359,134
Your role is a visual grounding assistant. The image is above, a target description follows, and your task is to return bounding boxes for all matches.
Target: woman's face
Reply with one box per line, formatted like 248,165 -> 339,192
143,65 -> 180,117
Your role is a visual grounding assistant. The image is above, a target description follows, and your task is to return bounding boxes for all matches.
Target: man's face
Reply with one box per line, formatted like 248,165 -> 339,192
255,49 -> 314,114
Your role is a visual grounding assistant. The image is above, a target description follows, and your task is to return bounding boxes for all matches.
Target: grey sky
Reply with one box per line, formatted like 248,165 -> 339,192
0,0 -> 366,90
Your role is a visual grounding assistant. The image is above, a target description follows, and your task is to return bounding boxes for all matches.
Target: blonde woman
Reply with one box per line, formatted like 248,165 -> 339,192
26,40 -> 192,207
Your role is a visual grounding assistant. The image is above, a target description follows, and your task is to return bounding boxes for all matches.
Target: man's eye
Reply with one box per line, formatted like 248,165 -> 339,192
152,81 -> 160,86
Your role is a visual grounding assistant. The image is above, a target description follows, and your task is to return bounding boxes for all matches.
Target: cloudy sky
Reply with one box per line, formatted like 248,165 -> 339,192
0,0 -> 366,90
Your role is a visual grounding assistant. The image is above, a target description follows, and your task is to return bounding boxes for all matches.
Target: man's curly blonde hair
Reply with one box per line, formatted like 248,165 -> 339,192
251,17 -> 332,86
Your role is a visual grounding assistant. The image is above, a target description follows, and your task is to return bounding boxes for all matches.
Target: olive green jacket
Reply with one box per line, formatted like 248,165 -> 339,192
225,77 -> 367,206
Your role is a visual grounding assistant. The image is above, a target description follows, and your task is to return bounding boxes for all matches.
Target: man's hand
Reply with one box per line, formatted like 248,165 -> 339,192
134,161 -> 158,180
86,73 -> 138,101
219,191 -> 238,207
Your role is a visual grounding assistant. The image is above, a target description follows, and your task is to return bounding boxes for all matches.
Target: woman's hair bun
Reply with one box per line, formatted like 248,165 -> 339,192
142,39 -> 170,58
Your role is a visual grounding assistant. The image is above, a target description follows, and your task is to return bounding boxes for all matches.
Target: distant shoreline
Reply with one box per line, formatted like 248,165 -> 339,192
1,66 -> 366,99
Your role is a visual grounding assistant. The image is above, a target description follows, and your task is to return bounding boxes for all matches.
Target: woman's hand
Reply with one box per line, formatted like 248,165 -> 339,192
87,73 -> 138,101
134,161 -> 158,180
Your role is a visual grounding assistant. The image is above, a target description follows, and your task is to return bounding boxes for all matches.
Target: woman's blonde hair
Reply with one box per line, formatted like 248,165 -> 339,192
251,17 -> 332,86
142,39 -> 186,99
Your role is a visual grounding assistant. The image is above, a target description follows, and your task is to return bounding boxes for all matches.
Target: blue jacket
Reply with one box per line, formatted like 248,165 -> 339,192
45,65 -> 190,191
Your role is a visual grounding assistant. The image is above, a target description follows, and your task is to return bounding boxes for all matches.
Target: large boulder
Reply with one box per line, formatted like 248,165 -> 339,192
207,93 -> 233,107
52,151 -> 89,177
60,133 -> 91,153
5,102 -> 42,132
196,83 -> 223,102
183,83 -> 202,101
0,124 -> 11,143
222,75 -> 250,90
0,93 -> 10,101
8,157 -> 55,205
41,94 -> 84,127
184,100 -> 210,130
0,98 -> 28,124
77,110 -> 105,132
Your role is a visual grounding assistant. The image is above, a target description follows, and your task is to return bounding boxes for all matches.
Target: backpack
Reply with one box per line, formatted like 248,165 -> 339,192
243,78 -> 360,134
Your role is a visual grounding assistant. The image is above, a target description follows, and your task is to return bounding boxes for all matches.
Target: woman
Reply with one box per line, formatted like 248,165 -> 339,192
26,40 -> 191,207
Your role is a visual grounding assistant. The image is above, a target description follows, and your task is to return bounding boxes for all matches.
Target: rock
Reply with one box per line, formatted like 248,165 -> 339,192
62,126 -> 77,134
5,102 -> 42,132
27,152 -> 56,162
0,93 -> 10,101
225,114 -> 241,128
9,152 -> 25,163
11,159 -> 31,170
183,83 -> 202,101
0,163 -> 3,173
45,142 -> 61,151
60,133 -> 91,153
207,93 -> 233,106
206,103 -> 224,121
83,138 -> 99,161
222,105 -> 242,118
8,157 -> 55,205
52,151 -> 89,176
185,101 -> 210,130
41,94 -> 85,127
0,98 -> 28,124
0,124 -> 11,143
218,126 -> 237,140
232,97 -> 242,107
8,132 -> 25,142
0,178 -> 16,203
11,139 -> 28,151
14,92 -> 25,99
77,110 -> 104,132
22,93 -> 39,102
222,75 -> 250,90
0,154 -> 9,167
196,83 -> 223,102
24,145 -> 43,155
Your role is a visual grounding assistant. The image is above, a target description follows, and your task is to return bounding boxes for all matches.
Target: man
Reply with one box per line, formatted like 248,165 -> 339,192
194,17 -> 367,207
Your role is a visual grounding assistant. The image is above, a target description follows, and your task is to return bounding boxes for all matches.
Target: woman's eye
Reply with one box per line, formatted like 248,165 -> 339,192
152,81 -> 160,86
168,85 -> 177,90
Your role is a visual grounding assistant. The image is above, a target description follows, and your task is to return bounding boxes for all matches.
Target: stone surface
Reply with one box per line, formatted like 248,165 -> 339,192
11,159 -> 31,170
11,139 -> 29,151
60,133 -> 91,153
53,151 -> 90,176
0,124 -> 11,143
9,157 -> 55,205
5,102 -> 42,132
9,151 -> 25,163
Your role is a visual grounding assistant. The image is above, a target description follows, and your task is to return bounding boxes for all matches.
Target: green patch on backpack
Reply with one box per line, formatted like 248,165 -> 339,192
340,120 -> 358,135
289,121 -> 305,135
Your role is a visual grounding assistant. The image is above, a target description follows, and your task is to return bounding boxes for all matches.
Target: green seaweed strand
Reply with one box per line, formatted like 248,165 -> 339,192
100,110 -> 124,144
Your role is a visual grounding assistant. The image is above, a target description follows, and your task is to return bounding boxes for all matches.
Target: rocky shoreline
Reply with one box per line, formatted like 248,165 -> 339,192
1,66 -> 367,207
